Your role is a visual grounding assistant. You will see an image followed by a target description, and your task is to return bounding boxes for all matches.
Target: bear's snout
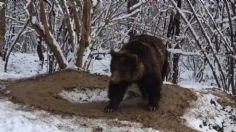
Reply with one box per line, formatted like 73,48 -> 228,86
110,71 -> 121,84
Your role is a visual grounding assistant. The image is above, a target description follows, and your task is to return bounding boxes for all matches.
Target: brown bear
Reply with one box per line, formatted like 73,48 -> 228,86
105,34 -> 169,112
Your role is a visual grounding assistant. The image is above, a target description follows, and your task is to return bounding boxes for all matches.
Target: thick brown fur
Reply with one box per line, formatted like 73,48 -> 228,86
105,35 -> 169,112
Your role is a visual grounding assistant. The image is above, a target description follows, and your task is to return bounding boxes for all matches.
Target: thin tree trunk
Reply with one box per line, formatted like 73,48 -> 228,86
76,0 -> 92,68
37,37 -> 44,69
39,0 -> 68,69
0,0 -> 5,57
71,0 -> 80,53
28,0 -> 68,69
127,0 -> 139,36
167,0 -> 181,84
223,0 -> 235,93
4,18 -> 30,72
62,0 -> 76,52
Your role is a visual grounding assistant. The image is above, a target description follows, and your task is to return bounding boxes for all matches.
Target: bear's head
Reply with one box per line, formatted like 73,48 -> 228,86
110,49 -> 144,84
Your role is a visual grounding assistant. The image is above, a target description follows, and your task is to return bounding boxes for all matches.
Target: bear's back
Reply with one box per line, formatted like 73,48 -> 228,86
120,35 -> 167,74
129,35 -> 167,56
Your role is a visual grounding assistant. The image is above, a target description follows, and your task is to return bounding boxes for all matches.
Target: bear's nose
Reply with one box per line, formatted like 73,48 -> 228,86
110,71 -> 120,84
110,78 -> 120,83
110,78 -> 119,84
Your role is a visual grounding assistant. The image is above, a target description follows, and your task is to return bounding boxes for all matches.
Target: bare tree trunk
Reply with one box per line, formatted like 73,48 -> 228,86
167,0 -> 181,84
28,0 -> 68,69
0,0 -> 5,57
223,0 -> 235,94
37,37 -> 44,69
76,0 -> 92,68
4,18 -> 30,72
62,0 -> 76,52
48,54 -> 55,73
127,0 -> 139,36
71,0 -> 80,52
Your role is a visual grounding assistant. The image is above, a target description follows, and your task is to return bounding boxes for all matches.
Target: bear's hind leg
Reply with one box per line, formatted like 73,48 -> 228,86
105,82 -> 130,113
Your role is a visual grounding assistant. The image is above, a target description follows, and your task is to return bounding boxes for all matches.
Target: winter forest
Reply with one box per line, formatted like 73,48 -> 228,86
0,0 -> 236,132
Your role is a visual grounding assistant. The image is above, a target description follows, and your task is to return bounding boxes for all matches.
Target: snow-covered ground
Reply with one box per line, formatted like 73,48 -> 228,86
58,86 -> 236,132
0,53 -> 47,80
59,87 -> 236,132
88,54 -> 111,76
59,87 -> 109,103
0,99 -> 158,132
0,53 -> 236,132
183,93 -> 236,132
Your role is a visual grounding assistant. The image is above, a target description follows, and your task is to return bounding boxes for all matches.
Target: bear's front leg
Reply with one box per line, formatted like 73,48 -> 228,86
104,82 -> 129,113
147,86 -> 160,111
141,75 -> 162,111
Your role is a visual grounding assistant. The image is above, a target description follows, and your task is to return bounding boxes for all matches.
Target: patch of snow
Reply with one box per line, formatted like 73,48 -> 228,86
58,87 -> 109,103
31,16 -> 37,24
0,99 -> 158,132
88,54 -> 111,76
0,53 -> 47,80
178,81 -> 216,90
183,93 -> 236,132
92,0 -> 98,7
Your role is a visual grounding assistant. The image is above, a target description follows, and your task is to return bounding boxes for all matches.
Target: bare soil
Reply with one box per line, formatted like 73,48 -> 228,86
2,70 -> 198,132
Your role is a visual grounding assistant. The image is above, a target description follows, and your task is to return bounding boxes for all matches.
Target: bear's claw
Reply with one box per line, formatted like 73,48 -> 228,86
104,106 -> 116,113
148,105 -> 158,111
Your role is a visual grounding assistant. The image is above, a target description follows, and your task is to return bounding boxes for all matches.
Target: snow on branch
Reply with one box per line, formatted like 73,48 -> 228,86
130,0 -> 146,10
111,8 -> 141,21
0,2 -> 4,8
199,0 -> 233,52
229,55 -> 236,60
167,49 -> 200,56
168,48 -> 236,60
169,0 -> 222,88
186,0 -> 227,88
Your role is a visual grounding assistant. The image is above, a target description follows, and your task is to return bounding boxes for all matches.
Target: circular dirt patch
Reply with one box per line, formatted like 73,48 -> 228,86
5,70 -> 197,131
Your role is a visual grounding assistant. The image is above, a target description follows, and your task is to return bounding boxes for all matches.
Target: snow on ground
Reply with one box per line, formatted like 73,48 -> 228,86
164,81 -> 216,90
0,98 -> 158,132
0,53 -> 47,80
58,87 -> 109,103
183,93 -> 236,132
88,55 -> 111,76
